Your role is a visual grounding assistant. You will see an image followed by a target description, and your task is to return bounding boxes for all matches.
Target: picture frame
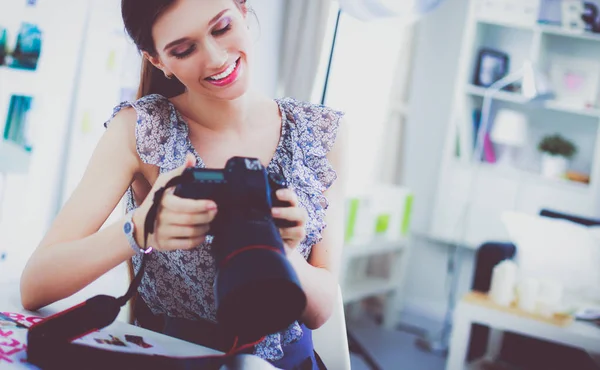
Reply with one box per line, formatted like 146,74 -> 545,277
550,56 -> 600,109
473,48 -> 510,88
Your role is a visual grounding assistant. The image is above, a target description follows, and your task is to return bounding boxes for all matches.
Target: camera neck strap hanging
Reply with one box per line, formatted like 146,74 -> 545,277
118,174 -> 187,306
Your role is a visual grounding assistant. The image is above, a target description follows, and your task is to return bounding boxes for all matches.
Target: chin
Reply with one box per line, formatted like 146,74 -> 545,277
214,78 -> 250,101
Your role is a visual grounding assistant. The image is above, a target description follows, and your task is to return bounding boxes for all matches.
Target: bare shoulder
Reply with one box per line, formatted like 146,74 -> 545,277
104,107 -> 138,154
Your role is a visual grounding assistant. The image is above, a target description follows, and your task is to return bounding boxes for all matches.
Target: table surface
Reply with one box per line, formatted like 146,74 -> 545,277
446,291 -> 600,370
458,293 -> 600,350
0,281 -> 278,369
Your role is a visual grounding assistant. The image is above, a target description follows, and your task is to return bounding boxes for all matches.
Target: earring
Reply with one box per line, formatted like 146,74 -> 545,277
165,72 -> 173,79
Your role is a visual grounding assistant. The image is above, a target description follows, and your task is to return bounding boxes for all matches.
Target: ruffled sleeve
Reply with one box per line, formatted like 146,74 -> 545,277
103,94 -> 188,171
279,98 -> 344,192
275,98 -> 344,255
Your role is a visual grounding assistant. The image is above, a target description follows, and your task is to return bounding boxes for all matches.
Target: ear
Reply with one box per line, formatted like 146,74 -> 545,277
142,51 -> 171,75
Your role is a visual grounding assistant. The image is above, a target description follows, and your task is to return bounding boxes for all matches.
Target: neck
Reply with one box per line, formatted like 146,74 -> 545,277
180,90 -> 254,132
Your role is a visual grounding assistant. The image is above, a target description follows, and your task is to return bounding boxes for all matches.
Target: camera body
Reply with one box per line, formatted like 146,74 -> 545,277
174,157 -> 296,230
173,157 -> 306,338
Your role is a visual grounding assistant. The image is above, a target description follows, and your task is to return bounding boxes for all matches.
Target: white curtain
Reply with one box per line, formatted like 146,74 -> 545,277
277,0 -> 333,101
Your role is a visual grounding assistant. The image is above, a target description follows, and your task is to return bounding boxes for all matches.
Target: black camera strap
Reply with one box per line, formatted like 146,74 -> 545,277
117,174 -> 186,306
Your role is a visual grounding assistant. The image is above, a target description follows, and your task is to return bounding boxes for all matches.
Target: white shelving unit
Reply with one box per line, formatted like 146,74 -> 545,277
340,237 -> 410,329
430,0 -> 600,248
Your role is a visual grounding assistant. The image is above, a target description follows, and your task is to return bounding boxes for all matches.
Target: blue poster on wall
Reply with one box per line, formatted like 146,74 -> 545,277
8,22 -> 42,70
4,95 -> 33,152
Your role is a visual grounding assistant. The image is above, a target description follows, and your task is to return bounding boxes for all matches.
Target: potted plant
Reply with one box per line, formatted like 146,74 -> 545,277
538,134 -> 577,179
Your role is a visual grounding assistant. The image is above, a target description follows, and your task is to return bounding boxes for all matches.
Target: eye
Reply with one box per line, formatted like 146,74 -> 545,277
212,17 -> 232,36
171,44 -> 197,60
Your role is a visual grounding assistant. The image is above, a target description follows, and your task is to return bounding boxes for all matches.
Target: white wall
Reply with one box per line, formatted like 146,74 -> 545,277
0,0 -> 90,282
400,0 -> 476,322
249,0 -> 285,98
0,0 -> 285,283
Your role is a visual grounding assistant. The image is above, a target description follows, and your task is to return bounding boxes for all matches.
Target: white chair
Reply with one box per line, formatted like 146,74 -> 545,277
312,285 -> 351,370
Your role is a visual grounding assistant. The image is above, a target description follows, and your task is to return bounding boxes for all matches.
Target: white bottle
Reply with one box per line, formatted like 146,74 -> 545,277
489,260 -> 518,307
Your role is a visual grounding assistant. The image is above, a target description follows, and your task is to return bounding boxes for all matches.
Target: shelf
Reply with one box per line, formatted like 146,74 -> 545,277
0,67 -> 38,96
342,278 -> 396,304
454,159 -> 590,193
465,85 -> 600,117
344,238 -> 407,259
477,18 -> 600,42
476,18 -> 535,31
538,24 -> 600,42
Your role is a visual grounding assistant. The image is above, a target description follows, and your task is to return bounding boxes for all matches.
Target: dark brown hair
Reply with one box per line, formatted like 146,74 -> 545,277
121,0 -> 248,99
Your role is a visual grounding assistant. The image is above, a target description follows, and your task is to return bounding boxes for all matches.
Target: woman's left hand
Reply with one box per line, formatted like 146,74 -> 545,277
272,188 -> 308,255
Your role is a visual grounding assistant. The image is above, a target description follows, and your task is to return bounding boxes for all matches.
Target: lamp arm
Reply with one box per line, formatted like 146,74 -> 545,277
475,68 -> 525,163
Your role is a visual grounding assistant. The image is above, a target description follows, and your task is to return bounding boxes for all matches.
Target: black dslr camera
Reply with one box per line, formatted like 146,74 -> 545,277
173,157 -> 307,338
25,157 -> 307,369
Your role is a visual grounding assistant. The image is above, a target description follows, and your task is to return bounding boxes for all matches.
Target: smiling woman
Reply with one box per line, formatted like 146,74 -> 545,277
123,0 -> 251,99
19,0 -> 345,369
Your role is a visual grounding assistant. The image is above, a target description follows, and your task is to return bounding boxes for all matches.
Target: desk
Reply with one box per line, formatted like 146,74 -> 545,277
0,281 -> 277,369
447,292 -> 600,370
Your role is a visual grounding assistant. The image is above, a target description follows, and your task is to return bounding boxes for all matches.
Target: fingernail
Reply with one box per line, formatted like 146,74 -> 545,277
207,202 -> 217,210
272,208 -> 281,216
276,189 -> 286,197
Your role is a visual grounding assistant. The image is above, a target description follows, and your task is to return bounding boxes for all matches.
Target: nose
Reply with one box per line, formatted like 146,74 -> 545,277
203,39 -> 228,70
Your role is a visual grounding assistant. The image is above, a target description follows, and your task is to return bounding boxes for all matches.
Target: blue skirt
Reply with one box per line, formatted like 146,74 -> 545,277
163,317 -> 325,369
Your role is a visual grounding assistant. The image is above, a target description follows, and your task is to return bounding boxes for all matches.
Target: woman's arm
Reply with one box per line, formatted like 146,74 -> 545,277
287,119 -> 346,330
20,108 -> 143,311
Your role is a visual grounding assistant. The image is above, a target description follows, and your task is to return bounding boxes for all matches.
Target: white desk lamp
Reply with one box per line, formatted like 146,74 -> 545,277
491,109 -> 529,167
416,61 -> 555,355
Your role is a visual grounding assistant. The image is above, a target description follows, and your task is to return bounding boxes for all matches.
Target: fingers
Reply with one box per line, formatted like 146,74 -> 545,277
162,194 -> 217,214
174,152 -> 197,175
275,188 -> 298,206
154,152 -> 197,188
279,225 -> 306,243
159,208 -> 217,226
272,205 -> 307,225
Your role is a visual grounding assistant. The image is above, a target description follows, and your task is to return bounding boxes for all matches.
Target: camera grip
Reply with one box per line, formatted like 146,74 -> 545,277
268,172 -> 298,228
272,198 -> 298,228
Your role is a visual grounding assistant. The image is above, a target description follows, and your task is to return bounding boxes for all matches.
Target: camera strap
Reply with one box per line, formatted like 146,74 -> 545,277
117,175 -> 186,306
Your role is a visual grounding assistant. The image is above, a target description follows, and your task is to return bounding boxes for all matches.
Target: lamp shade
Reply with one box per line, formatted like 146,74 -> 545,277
491,109 -> 529,147
339,0 -> 446,21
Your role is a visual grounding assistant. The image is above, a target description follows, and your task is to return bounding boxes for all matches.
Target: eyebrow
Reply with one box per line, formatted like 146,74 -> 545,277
163,9 -> 230,51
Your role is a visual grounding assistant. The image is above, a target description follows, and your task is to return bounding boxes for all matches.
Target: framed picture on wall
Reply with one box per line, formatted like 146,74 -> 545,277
550,56 -> 600,109
473,48 -> 510,88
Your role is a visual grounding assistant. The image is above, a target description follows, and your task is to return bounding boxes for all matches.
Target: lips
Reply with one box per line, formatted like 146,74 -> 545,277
205,58 -> 241,87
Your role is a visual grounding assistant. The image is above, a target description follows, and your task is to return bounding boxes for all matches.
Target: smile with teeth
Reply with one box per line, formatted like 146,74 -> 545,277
207,59 -> 239,81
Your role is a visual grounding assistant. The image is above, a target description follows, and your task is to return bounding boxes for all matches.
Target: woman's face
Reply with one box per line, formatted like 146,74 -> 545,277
149,0 -> 252,100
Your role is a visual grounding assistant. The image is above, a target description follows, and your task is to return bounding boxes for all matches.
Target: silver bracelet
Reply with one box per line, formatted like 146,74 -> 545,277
123,210 -> 153,254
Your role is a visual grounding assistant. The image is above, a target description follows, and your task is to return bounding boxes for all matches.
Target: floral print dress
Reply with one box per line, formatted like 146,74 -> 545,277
104,94 -> 343,361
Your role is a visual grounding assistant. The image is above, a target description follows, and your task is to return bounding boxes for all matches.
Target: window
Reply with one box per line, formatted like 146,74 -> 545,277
313,3 -> 414,196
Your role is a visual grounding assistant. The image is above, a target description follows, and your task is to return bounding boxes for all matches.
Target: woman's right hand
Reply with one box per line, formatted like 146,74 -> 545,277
133,153 -> 218,251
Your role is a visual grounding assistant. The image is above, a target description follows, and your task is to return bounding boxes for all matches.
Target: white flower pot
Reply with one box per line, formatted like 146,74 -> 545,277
541,153 -> 569,179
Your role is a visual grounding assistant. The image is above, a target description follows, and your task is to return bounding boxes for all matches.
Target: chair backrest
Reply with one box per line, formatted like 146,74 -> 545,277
312,285 -> 351,370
